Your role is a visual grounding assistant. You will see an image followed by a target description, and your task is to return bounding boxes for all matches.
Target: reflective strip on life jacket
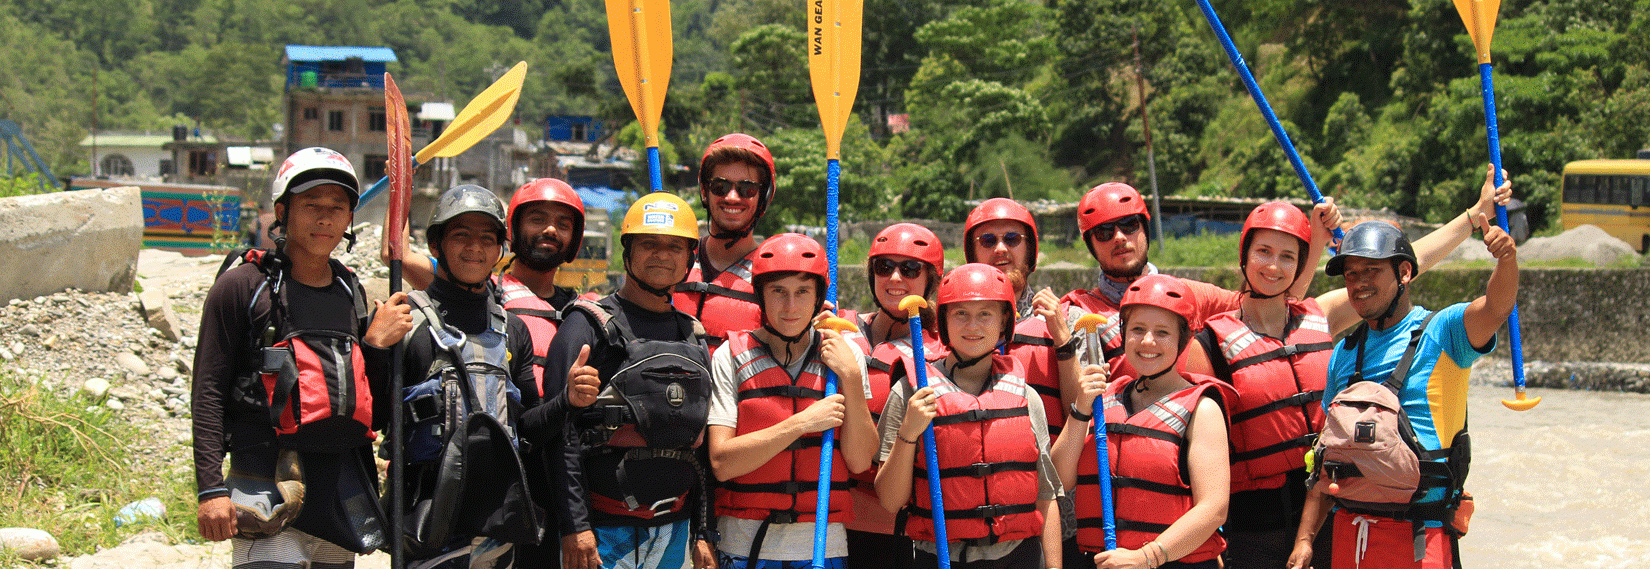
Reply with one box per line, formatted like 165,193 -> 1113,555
1203,300 -> 1330,492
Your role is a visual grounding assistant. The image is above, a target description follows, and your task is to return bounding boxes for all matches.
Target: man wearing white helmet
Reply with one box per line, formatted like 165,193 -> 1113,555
193,147 -> 415,569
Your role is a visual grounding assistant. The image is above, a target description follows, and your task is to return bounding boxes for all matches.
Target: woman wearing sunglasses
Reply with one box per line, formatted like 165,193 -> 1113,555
675,133 -> 780,350
837,223 -> 944,569
875,264 -> 1062,569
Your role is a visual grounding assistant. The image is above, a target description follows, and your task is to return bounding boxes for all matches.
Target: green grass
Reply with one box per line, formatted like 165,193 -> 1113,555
0,371 -> 199,560
1040,231 -> 1242,269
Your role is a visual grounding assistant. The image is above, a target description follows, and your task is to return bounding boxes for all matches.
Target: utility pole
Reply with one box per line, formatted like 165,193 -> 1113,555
1134,25 -> 1164,250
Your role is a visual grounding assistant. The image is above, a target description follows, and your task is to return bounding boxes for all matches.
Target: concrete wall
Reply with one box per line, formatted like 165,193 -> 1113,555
0,188 -> 143,303
832,265 -> 1650,364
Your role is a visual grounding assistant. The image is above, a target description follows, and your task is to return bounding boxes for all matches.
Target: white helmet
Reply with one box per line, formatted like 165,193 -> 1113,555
272,147 -> 360,208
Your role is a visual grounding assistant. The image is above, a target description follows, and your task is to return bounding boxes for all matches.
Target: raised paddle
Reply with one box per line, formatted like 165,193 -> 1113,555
382,71 -> 413,569
899,295 -> 951,569
1453,0 -> 1538,412
1190,0 -> 1343,250
808,0 -> 864,563
356,62 -> 528,210
1072,313 -> 1117,551
606,0 -> 672,192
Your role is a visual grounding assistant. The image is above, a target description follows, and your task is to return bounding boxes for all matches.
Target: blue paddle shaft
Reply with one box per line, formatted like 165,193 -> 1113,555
1192,0 -> 1343,248
647,147 -> 663,192
355,157 -> 423,211
1476,63 -> 1528,390
906,314 -> 951,569
1092,398 -> 1117,551
813,159 -> 843,569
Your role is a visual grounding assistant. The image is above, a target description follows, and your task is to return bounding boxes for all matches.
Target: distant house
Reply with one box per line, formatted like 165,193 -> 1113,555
545,115 -> 605,143
281,45 -> 402,197
79,131 -> 218,181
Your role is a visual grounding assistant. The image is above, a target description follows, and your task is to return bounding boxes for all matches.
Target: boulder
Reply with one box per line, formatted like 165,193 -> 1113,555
0,188 -> 142,303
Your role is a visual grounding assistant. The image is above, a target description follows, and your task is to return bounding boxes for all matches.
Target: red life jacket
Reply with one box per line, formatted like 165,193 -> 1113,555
498,272 -> 562,398
1199,299 -> 1331,492
715,331 -> 854,524
673,254 -> 760,350
1074,373 -> 1233,562
902,355 -> 1044,546
1005,314 -> 1066,434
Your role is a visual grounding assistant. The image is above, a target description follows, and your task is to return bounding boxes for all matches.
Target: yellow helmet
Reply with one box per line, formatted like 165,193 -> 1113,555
622,192 -> 699,241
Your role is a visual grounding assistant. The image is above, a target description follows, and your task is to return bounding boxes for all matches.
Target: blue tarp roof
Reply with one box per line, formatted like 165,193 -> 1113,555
574,186 -> 631,213
284,45 -> 398,63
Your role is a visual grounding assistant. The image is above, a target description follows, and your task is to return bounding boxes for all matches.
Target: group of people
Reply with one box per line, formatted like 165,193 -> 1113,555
193,135 -> 1520,569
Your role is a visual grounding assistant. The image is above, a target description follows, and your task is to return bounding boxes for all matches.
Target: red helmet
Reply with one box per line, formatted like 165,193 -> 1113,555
700,133 -> 778,224
937,263 -> 1016,311
751,233 -> 829,285
963,198 -> 1040,271
508,178 -> 586,264
1241,201 -> 1312,280
1078,182 -> 1149,234
870,223 -> 945,273
1120,274 -> 1195,324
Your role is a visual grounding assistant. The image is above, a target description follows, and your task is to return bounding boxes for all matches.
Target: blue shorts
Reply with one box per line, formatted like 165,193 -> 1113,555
595,521 -> 694,569
717,552 -> 849,569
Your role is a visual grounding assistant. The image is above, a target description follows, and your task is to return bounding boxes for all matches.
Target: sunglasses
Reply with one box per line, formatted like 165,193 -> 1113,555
706,177 -> 763,199
1090,215 -> 1145,242
975,231 -> 1025,249
871,257 -> 926,279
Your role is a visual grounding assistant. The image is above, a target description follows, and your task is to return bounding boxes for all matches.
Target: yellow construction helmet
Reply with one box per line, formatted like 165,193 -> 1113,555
622,192 -> 700,242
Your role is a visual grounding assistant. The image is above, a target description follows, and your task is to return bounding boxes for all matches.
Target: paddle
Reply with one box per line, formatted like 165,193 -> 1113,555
606,0 -> 672,192
899,295 -> 951,569
808,0 -> 863,563
382,72 -> 413,569
355,62 -> 529,210
1190,0 -> 1343,250
1453,0 -> 1538,411
1072,313 -> 1117,551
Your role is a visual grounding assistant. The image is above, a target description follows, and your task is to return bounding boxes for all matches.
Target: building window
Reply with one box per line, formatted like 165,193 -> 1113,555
100,154 -> 134,177
303,107 -> 319,120
369,107 -> 386,132
159,159 -> 174,176
363,154 -> 387,181
189,150 -> 216,176
571,123 -> 587,141
328,110 -> 345,131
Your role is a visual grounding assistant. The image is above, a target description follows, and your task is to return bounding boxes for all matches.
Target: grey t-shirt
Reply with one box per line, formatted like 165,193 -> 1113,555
875,361 -> 1062,561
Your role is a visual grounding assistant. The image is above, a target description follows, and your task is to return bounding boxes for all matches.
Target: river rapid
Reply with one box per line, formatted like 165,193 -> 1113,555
1458,384 -> 1650,567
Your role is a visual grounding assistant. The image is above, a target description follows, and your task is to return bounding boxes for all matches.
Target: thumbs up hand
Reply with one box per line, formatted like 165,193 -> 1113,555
567,344 -> 601,408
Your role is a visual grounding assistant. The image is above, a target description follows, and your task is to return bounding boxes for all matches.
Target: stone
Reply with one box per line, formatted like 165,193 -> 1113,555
0,527 -> 61,561
106,398 -> 126,411
83,377 -> 111,398
0,188 -> 143,304
0,345 -> 12,361
20,324 -> 41,337
156,366 -> 179,381
117,531 -> 170,547
115,352 -> 151,376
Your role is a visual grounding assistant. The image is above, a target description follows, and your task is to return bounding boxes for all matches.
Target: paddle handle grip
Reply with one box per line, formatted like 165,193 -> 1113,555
1477,63 -> 1527,390
356,157 -> 423,212
1192,0 -> 1343,248
906,313 -> 952,569
812,367 -> 839,568
388,260 -> 407,569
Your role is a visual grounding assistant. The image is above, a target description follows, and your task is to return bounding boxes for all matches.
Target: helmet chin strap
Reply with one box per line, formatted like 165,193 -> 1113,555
709,226 -> 753,248
878,304 -> 910,323
952,350 -> 991,370
1375,281 -> 1407,325
1135,367 -> 1173,390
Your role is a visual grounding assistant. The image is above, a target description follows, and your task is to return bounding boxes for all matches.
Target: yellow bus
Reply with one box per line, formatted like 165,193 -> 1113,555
554,230 -> 612,292
1561,159 -> 1650,252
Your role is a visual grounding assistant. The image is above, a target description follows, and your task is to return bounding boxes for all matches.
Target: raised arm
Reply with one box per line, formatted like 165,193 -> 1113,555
1462,214 -> 1519,348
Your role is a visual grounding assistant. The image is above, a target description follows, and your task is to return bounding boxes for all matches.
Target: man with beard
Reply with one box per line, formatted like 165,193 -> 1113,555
962,198 -> 1085,569
673,134 -> 778,350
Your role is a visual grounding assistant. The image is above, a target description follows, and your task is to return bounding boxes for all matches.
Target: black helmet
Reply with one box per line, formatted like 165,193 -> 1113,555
1326,221 -> 1416,276
427,184 -> 507,250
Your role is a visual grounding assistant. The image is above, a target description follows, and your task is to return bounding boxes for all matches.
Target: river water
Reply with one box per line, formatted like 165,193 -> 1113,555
1457,381 -> 1650,567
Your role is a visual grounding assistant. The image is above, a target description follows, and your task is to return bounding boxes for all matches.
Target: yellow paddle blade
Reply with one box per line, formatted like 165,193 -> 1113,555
898,295 -> 929,317
808,0 -> 864,160
819,317 -> 861,334
1452,0 -> 1500,64
1073,313 -> 1107,334
607,0 -> 673,148
415,61 -> 528,163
